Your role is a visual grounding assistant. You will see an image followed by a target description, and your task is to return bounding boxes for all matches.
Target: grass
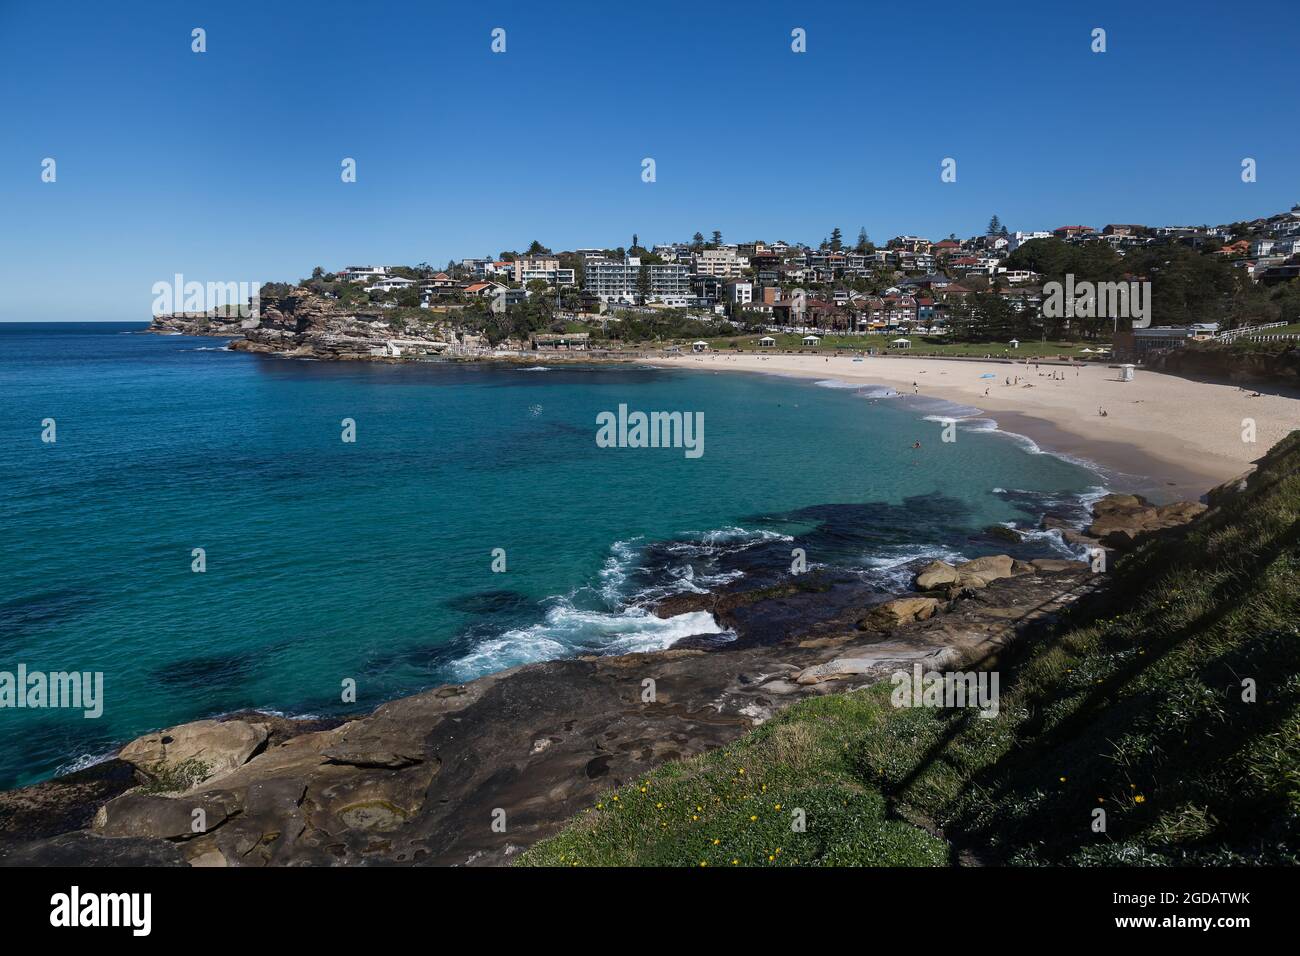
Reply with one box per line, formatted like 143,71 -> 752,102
517,691 -> 949,867
697,333 -> 1100,359
521,431 -> 1300,866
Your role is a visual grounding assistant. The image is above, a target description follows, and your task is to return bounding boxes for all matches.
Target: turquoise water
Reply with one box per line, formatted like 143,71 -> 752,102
0,323 -> 1103,788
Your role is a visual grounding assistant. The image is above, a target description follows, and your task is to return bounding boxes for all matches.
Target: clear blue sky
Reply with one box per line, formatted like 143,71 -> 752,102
2,0 -> 1297,321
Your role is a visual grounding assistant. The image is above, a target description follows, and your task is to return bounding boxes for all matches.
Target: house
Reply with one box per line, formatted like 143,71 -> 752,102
1053,225 -> 1096,240
366,276 -> 417,293
531,332 -> 589,350
1008,231 -> 1052,251
1214,240 -> 1251,257
463,281 -> 507,298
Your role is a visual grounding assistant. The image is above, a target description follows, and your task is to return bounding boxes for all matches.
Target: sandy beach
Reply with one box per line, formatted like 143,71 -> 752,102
657,352 -> 1300,498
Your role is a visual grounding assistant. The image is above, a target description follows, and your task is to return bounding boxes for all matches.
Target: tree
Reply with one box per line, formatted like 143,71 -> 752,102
692,232 -> 705,251
636,264 -> 652,304
829,227 -> 843,252
631,233 -> 639,251
855,228 -> 871,254
525,240 -> 550,256
712,230 -> 722,247
987,215 -> 1002,236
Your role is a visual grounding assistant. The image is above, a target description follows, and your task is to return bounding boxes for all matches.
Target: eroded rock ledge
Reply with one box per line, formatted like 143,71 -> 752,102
0,494 -> 1202,867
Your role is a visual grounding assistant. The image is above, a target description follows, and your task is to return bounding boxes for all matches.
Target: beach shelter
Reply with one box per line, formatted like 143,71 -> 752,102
802,335 -> 821,346
890,337 -> 911,349
758,336 -> 776,348
1009,338 -> 1020,349
691,341 -> 709,353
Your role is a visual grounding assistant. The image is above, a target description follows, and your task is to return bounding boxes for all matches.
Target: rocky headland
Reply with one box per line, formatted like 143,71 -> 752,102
149,289 -> 464,361
0,490 -> 1210,867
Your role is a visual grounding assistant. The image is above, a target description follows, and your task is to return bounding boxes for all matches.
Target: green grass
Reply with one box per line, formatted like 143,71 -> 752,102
517,691 -> 949,867
699,334 -> 1100,359
521,431 -> 1300,866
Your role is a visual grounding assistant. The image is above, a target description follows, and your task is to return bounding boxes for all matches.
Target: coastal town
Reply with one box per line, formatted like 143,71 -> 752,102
153,204 -> 1300,368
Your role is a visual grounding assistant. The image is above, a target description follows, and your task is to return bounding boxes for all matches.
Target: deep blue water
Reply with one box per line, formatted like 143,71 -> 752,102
0,323 -> 1104,788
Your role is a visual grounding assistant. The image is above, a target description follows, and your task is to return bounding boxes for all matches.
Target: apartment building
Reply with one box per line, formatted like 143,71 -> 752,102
583,256 -> 692,304
692,247 -> 748,278
513,256 -> 576,287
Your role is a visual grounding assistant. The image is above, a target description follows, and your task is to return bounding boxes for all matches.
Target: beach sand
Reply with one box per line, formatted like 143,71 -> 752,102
656,352 -> 1300,498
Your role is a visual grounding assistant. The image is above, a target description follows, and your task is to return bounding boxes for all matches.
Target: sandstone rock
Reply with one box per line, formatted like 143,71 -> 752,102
1087,493 -> 1206,550
119,719 -> 269,788
916,561 -> 960,590
321,749 -> 423,769
94,790 -> 241,840
955,555 -> 1015,587
983,524 -> 1023,543
794,658 -> 880,685
1156,501 -> 1207,524
858,596 -> 941,630
1030,558 -> 1088,573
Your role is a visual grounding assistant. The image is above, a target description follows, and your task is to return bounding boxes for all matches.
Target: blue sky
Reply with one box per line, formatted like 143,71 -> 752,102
2,0 -> 1297,321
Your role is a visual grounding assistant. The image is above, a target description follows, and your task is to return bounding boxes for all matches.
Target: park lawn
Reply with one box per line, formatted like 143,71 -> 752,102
699,333 -> 1101,359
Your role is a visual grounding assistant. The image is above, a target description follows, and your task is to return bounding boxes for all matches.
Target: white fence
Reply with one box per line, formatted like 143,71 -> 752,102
1215,321 -> 1287,342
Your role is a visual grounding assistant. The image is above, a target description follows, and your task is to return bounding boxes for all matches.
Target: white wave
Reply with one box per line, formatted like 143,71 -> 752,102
53,748 -> 117,777
812,378 -> 869,389
447,605 -> 729,680
1009,526 -> 1090,559
520,366 -> 551,372
689,526 -> 793,547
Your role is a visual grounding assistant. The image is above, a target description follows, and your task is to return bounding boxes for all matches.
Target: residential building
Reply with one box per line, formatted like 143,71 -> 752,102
726,280 -> 753,306
583,256 -> 692,304
513,256 -> 576,287
693,247 -> 747,278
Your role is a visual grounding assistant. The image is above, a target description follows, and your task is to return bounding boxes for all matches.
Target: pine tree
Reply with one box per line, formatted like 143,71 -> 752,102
987,215 -> 1002,236
829,227 -> 843,251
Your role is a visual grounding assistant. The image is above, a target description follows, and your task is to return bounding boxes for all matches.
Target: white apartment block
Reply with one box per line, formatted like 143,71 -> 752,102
583,256 -> 692,304
1008,231 -> 1051,251
727,281 -> 753,305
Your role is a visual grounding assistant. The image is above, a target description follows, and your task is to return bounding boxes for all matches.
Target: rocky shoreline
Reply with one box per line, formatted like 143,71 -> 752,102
148,290 -> 640,364
0,492 -> 1209,867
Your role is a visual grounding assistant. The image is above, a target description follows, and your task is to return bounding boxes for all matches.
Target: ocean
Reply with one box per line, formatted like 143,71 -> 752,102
0,323 -> 1105,788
